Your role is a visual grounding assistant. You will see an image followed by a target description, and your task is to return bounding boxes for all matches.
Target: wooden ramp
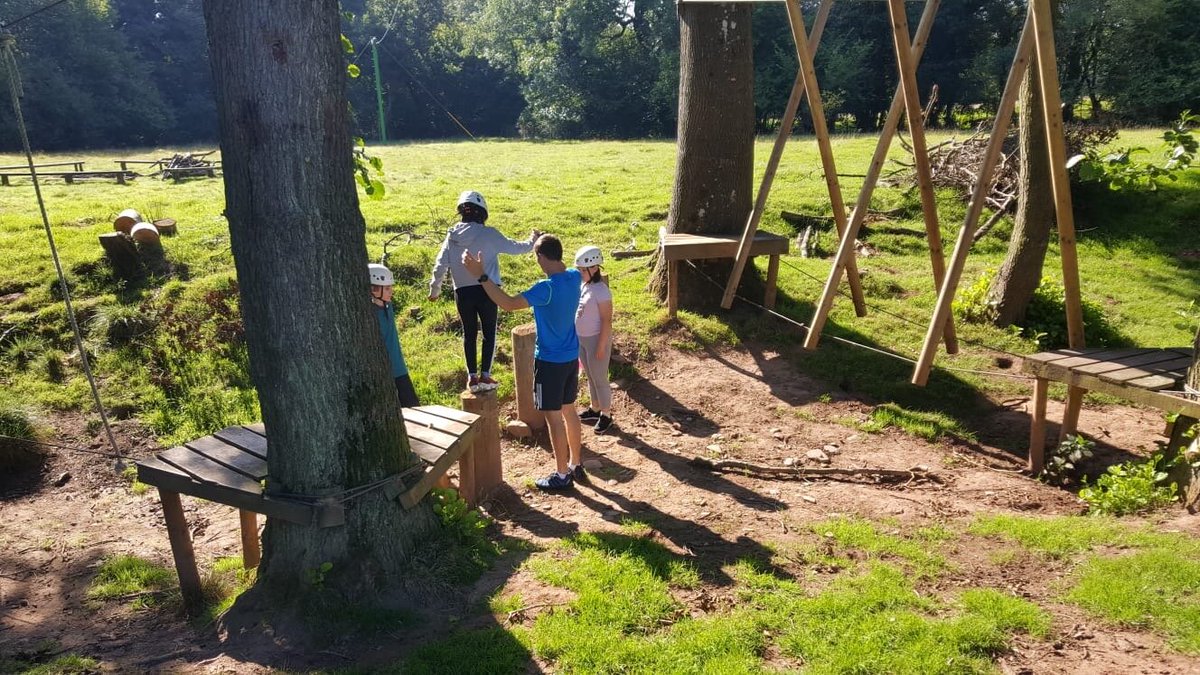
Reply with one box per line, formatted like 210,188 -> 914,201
659,229 -> 789,317
1023,347 -> 1200,472
135,405 -> 481,606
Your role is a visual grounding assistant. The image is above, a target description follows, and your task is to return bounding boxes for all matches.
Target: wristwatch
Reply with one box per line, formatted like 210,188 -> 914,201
477,274 -> 489,284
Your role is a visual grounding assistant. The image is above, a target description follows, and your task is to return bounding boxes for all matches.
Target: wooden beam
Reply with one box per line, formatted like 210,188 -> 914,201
159,490 -> 203,610
720,0 -> 836,310
1028,377 -> 1048,474
803,0 -> 941,350
1029,0 -> 1085,350
887,0 -> 957,354
239,509 -> 260,569
910,10 -> 1035,385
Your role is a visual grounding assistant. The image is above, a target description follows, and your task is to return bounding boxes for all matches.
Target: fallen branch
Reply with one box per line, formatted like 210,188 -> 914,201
688,456 -> 943,484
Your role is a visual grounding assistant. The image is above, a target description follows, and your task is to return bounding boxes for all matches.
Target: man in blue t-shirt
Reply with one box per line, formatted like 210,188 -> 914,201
462,235 -> 583,491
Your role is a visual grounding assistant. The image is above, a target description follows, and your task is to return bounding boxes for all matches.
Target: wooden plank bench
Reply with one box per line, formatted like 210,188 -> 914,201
135,404 -> 481,605
1023,347 -> 1200,472
0,170 -> 135,186
114,158 -> 166,172
659,228 -> 790,317
0,160 -> 85,173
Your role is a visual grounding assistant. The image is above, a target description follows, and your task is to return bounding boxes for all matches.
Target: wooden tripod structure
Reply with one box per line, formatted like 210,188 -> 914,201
707,0 -> 1085,392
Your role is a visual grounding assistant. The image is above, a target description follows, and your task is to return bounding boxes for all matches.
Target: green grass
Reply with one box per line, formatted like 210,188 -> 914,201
2,132 -> 1196,442
861,402 -> 976,443
0,653 -> 102,675
970,513 -> 1200,652
808,517 -> 949,577
86,554 -> 175,607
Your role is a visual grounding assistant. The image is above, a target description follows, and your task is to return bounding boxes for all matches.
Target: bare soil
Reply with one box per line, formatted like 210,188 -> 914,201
2,342 -> 1198,673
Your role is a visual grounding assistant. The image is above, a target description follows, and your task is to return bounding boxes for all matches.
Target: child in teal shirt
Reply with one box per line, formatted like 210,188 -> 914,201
370,264 -> 419,407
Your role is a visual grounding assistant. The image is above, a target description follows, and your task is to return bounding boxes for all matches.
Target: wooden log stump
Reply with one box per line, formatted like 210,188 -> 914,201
99,232 -> 143,281
459,390 -> 503,507
512,323 -> 544,430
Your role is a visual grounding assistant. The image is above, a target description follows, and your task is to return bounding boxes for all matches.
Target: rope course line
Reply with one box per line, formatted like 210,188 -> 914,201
683,259 -> 1032,382
378,42 -> 477,141
776,254 -> 1032,363
0,434 -> 140,462
1,34 -> 125,471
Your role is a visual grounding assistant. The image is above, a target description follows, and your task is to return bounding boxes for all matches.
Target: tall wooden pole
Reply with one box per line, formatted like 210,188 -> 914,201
784,0 -> 864,316
911,11 -> 1036,385
803,0 -> 943,351
720,0 -> 840,310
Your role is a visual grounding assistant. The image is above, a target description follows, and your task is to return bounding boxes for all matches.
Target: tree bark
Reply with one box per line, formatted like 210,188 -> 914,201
201,0 -> 437,598
987,47 -> 1055,327
651,2 -> 755,306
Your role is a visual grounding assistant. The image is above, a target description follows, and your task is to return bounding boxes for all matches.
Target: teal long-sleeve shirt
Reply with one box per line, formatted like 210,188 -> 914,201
375,302 -> 409,377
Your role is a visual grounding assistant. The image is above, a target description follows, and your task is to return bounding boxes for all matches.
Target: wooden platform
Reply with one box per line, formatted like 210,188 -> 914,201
135,404 -> 481,606
1023,347 -> 1200,472
659,229 -> 790,316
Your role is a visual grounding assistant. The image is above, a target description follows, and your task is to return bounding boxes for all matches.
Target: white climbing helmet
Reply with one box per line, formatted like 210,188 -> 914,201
574,245 -> 603,268
368,263 -> 394,286
456,190 -> 487,213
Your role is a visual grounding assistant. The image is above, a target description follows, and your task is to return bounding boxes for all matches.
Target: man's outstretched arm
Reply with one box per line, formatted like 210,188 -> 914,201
462,250 -> 530,311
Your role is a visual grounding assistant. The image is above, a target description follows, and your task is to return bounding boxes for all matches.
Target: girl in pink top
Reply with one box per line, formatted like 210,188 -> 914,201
573,246 -> 614,433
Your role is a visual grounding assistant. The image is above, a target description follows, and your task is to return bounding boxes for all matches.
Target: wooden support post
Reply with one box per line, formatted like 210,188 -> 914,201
804,0 -> 942,351
460,390 -> 503,507
720,0 -> 836,311
512,323 -> 544,430
1058,385 -> 1084,443
1028,377 -> 1049,474
1030,0 -> 1085,350
667,260 -> 679,318
785,0 -> 868,318
238,509 -> 260,569
63,174 -> 74,184
887,0 -> 957,354
1,175 -> 9,186
911,11 -> 1035,385
159,490 -> 203,609
116,173 -> 126,185
764,255 -> 780,310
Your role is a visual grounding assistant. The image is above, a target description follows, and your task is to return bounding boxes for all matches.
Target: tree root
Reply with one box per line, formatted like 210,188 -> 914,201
688,456 -> 943,484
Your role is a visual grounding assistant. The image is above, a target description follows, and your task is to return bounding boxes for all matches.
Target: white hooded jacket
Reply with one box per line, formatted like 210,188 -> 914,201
429,221 -> 536,298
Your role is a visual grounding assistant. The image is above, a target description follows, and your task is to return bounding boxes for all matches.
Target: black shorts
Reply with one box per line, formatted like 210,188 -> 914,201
534,359 -> 578,411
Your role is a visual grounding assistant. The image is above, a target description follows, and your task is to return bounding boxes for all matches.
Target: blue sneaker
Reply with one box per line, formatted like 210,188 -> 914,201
535,472 -> 574,491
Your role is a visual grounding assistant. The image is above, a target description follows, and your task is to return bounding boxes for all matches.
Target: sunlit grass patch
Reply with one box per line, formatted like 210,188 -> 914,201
811,517 -> 949,577
968,514 -> 1200,560
87,554 -> 175,607
392,627 -> 533,674
197,556 -> 255,625
0,653 -> 102,675
861,402 -> 976,443
1067,549 -> 1200,653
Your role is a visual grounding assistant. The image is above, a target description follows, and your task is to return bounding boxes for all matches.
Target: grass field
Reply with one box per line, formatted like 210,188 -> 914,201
0,130 -> 1197,443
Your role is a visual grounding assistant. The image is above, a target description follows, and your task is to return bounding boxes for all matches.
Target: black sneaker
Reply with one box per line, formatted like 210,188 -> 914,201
535,472 -> 574,491
594,414 -> 613,434
579,408 -> 601,422
572,463 -> 588,482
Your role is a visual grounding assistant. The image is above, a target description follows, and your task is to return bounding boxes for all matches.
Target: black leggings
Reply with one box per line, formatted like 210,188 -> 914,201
455,285 -> 498,375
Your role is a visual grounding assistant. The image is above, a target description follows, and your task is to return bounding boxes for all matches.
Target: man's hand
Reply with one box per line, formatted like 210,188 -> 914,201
462,250 -> 485,278
529,229 -> 542,242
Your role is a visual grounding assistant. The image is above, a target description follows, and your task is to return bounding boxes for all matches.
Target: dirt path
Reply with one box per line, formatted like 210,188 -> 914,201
1,344 -> 1197,673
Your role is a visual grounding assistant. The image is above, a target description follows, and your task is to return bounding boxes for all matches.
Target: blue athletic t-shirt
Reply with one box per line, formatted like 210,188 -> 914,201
521,269 -> 581,363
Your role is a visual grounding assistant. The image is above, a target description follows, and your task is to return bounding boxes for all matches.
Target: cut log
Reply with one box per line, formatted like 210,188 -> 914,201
99,232 -> 142,281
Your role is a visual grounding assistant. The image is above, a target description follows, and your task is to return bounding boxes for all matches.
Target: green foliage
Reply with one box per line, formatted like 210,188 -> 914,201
430,487 -> 491,550
808,517 -> 948,577
1071,111 -> 1199,190
956,270 -> 1125,349
305,561 -> 335,590
1079,454 -> 1178,516
968,513 -> 1200,560
0,648 -> 101,675
198,556 -> 256,625
1066,549 -> 1200,653
87,554 -> 175,606
861,402 -> 974,443
1041,434 -> 1095,486
90,303 -> 156,346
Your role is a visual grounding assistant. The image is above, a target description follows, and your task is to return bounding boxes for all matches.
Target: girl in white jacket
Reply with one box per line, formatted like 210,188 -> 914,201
429,190 -> 539,392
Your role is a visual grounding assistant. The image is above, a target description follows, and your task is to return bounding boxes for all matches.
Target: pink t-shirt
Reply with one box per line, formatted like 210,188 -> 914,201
575,282 -> 612,337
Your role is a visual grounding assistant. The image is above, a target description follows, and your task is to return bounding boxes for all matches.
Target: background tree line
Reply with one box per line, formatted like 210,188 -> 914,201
1,0 -> 1197,151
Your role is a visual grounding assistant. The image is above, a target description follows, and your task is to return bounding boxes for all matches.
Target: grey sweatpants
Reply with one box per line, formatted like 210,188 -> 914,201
578,333 -> 612,411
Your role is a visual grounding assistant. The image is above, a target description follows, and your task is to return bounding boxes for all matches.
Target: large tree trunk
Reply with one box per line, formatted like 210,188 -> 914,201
987,49 -> 1055,327
202,0 -> 437,599
651,2 -> 755,306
